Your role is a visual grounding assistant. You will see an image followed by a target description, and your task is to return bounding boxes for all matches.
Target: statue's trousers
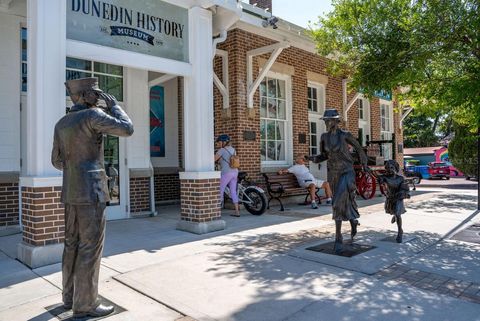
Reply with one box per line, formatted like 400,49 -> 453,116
62,203 -> 106,313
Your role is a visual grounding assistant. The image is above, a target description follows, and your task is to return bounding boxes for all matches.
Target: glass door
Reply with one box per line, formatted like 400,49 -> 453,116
103,135 -> 127,220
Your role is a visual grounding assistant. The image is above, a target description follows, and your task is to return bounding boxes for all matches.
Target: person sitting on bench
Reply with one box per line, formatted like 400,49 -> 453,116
278,155 -> 333,209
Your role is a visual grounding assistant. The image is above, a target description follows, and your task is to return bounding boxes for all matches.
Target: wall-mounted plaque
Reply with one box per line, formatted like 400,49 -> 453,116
298,133 -> 307,144
243,130 -> 256,141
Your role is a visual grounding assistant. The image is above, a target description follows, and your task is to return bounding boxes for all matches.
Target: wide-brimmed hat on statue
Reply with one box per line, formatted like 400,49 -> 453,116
65,77 -> 103,96
321,109 -> 341,120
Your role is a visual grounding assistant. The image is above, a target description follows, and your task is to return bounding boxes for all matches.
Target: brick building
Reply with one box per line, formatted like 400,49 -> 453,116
0,0 -> 404,268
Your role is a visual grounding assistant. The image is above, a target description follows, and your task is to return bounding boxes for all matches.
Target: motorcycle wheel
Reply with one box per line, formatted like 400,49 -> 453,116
243,187 -> 267,215
412,177 -> 421,184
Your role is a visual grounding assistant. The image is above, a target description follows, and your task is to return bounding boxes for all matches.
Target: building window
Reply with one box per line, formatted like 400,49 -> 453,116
260,76 -> 288,163
358,98 -> 364,120
307,83 -> 326,157
358,97 -> 371,146
307,84 -> 325,113
66,57 -> 124,101
380,102 -> 393,159
21,28 -> 27,92
309,122 -> 318,156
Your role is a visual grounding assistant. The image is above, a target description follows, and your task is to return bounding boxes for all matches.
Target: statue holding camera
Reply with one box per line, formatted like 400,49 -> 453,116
51,77 -> 134,318
310,109 -> 368,254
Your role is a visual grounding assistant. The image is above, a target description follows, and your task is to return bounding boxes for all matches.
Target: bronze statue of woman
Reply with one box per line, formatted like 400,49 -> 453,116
378,160 -> 410,243
310,109 -> 368,254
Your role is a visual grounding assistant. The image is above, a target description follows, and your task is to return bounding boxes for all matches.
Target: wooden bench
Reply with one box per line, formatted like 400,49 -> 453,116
262,172 -> 323,211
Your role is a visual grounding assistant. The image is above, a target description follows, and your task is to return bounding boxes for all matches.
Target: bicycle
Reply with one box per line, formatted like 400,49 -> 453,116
224,171 -> 268,215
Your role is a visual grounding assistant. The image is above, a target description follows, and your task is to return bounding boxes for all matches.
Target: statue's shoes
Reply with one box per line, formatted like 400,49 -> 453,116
350,219 -> 359,240
333,240 -> 343,255
396,230 -> 403,243
63,302 -> 72,310
73,304 -> 114,319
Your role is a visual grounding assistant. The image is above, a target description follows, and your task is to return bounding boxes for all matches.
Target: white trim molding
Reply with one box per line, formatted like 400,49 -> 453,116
179,171 -> 221,180
214,49 -> 229,109
67,40 -> 192,77
20,176 -> 63,188
247,41 -> 290,108
400,106 -> 413,129
342,79 -> 360,121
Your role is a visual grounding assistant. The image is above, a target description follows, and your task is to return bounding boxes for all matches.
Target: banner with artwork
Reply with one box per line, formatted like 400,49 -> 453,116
150,86 -> 165,157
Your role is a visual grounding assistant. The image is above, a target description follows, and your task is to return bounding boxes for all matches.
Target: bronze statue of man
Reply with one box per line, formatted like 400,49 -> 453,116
51,77 -> 134,318
310,109 -> 368,254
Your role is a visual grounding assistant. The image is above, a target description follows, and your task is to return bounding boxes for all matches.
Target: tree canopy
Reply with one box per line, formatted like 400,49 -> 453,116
310,0 -> 480,130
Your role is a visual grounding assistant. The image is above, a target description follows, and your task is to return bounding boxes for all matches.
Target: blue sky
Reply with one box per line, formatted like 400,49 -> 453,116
245,1 -> 333,28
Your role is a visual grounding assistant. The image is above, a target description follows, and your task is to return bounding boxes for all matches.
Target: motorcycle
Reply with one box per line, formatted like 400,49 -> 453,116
224,171 -> 267,215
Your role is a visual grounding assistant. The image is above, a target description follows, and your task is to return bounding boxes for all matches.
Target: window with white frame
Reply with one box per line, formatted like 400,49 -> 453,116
66,57 -> 124,101
260,76 -> 289,164
380,101 -> 393,160
307,83 -> 326,156
21,27 -> 27,92
358,98 -> 365,120
309,122 -> 318,156
358,97 -> 371,146
307,84 -> 325,113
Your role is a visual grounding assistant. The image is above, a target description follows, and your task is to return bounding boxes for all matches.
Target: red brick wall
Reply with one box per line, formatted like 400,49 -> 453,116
214,28 -> 402,180
0,182 -> 19,227
180,178 -> 221,222
154,173 -> 180,202
21,186 -> 64,246
129,177 -> 150,214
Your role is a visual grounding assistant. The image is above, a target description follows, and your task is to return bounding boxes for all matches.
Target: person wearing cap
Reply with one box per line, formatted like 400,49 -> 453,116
310,109 -> 368,254
214,134 -> 240,217
278,154 -> 332,209
51,77 -> 133,318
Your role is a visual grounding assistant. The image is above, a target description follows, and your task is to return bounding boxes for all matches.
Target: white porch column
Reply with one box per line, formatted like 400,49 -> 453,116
24,0 -> 66,177
177,6 -> 224,234
17,0 -> 66,268
124,68 -> 155,217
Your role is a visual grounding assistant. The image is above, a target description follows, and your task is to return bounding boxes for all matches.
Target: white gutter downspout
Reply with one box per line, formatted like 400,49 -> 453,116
212,30 -> 227,55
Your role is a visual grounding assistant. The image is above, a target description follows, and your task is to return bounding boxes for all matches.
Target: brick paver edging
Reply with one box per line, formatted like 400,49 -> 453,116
375,264 -> 480,304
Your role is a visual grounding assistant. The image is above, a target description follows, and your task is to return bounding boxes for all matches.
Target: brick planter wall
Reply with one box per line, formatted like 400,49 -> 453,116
154,173 -> 180,202
21,186 -> 64,246
129,177 -> 151,214
180,178 -> 221,223
0,182 -> 19,227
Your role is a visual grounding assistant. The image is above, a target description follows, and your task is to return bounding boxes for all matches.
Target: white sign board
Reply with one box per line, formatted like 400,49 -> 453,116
67,0 -> 188,62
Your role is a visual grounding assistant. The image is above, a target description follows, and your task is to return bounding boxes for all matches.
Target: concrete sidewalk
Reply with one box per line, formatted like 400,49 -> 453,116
0,187 -> 479,321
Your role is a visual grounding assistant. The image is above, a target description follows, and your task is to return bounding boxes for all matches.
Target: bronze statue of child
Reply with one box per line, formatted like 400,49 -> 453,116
378,160 -> 410,243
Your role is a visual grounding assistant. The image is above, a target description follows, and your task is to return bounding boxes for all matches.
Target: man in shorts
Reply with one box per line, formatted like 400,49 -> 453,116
278,155 -> 332,209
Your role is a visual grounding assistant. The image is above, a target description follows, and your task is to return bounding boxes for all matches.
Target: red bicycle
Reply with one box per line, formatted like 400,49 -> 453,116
354,165 -> 386,199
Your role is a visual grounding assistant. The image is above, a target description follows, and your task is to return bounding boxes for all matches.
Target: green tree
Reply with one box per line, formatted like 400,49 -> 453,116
402,112 -> 440,148
449,125 -> 478,178
310,0 -> 480,127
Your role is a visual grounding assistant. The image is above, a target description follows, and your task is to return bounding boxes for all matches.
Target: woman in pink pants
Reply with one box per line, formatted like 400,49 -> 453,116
214,134 -> 240,217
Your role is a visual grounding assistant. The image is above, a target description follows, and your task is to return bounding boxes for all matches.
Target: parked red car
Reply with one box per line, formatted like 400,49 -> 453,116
428,162 -> 450,180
